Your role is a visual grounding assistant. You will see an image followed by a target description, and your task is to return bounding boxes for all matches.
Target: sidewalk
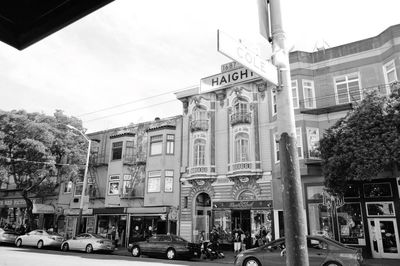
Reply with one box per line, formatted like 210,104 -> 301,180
113,247 -> 400,265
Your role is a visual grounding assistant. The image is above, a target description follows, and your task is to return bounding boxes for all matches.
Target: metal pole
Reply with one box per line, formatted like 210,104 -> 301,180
77,139 -> 91,235
269,0 -> 309,265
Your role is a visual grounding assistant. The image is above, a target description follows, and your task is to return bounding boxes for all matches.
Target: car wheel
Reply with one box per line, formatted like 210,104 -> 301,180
85,244 -> 93,253
323,262 -> 342,266
166,248 -> 176,260
62,243 -> 69,252
37,240 -> 44,249
244,257 -> 261,266
15,239 -> 22,247
131,246 -> 140,257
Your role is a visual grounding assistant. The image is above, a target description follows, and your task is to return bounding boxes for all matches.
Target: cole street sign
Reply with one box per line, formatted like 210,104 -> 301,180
217,30 -> 278,85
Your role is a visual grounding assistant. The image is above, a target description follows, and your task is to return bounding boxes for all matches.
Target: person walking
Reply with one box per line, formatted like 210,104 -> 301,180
233,229 -> 242,255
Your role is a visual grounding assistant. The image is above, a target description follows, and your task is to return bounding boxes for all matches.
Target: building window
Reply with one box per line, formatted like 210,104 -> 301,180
166,134 -> 175,155
74,182 -> 83,196
273,132 -> 280,163
306,128 -> 320,159
164,170 -> 174,192
363,183 -> 393,198
233,99 -> 249,114
234,132 -> 249,162
148,171 -> 161,193
125,141 -> 134,161
111,141 -> 123,160
366,202 -> 395,216
296,127 -> 303,158
383,60 -> 397,94
122,174 -> 132,195
302,80 -> 316,108
64,181 -> 73,193
334,73 -> 362,104
91,146 -> 99,164
108,175 -> 120,195
271,90 -> 277,115
184,197 -> 188,208
193,138 -> 206,166
150,135 -> 163,156
292,80 -> 299,109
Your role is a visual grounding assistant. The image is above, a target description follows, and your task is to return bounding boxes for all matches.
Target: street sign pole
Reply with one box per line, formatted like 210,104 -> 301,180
264,0 -> 309,265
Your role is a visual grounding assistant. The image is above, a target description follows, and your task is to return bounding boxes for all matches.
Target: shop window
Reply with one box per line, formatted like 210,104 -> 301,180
307,203 -> 334,238
364,183 -> 393,198
337,203 -> 365,245
111,141 -> 123,160
344,184 -> 360,198
307,186 -> 324,200
252,210 -> 272,240
164,170 -> 173,192
147,171 -> 161,193
166,134 -> 175,155
234,132 -> 249,162
150,135 -> 163,156
213,210 -> 232,244
238,190 -> 256,200
366,202 -> 395,216
64,181 -> 73,193
108,175 -> 120,195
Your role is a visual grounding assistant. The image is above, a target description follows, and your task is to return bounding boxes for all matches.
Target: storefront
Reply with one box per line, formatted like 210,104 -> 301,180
0,198 -> 28,231
63,208 -> 95,239
93,207 -> 126,247
305,178 -> 400,259
212,200 -> 273,244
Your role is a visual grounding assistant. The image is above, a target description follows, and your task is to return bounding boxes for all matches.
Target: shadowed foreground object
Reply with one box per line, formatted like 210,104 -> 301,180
0,0 -> 114,50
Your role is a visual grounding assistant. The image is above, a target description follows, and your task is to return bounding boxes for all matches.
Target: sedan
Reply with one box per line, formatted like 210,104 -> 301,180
0,228 -> 19,245
128,234 -> 201,260
15,230 -> 64,249
234,235 -> 364,266
61,233 -> 115,253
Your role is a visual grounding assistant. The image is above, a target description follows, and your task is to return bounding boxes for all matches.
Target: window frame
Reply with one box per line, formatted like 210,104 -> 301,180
296,127 -> 304,159
149,135 -> 163,156
334,72 -> 362,105
292,80 -> 299,109
273,132 -> 280,163
111,141 -> 123,161
108,175 -> 120,195
125,140 -> 135,161
193,138 -> 206,166
234,132 -> 249,162
166,134 -> 175,155
383,59 -> 398,95
271,89 -> 277,115
64,181 -> 73,194
147,170 -> 161,193
306,127 -> 320,159
164,170 -> 174,192
302,79 -> 316,109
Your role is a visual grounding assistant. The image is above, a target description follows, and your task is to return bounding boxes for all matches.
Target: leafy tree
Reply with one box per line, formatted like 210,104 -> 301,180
319,83 -> 400,195
0,109 -> 87,231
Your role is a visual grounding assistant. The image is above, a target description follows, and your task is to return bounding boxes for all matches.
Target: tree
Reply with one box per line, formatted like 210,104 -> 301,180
319,83 -> 400,195
0,109 -> 88,231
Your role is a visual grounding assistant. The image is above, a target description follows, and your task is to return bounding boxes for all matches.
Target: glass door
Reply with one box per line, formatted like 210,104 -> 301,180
368,218 -> 400,259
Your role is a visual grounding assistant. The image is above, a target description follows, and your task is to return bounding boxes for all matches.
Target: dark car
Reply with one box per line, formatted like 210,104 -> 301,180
234,235 -> 364,266
128,234 -> 201,260
0,228 -> 19,245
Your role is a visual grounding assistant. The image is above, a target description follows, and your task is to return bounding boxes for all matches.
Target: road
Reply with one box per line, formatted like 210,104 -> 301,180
0,246 -> 224,266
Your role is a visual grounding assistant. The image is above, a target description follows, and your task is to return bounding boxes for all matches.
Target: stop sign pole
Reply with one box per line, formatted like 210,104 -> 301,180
259,0 -> 309,265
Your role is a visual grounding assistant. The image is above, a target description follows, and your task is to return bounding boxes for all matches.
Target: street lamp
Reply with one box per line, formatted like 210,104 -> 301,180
66,124 -> 91,236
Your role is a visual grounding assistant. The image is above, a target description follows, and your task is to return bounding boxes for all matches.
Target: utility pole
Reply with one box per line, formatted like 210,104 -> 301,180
259,0 -> 309,265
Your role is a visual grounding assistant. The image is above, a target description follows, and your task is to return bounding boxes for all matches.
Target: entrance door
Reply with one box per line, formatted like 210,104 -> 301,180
194,193 -> 211,242
368,218 -> 400,259
232,210 -> 251,233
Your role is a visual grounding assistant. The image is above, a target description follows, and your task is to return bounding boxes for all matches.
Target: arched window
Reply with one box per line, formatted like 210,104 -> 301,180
193,106 -> 207,121
193,138 -> 206,166
238,190 -> 256,200
234,132 -> 249,162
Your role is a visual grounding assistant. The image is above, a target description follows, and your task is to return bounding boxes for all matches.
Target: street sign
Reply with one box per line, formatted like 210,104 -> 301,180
217,30 -> 278,85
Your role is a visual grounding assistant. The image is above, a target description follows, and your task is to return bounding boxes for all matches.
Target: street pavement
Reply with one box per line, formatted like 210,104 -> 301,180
1,245 -> 400,266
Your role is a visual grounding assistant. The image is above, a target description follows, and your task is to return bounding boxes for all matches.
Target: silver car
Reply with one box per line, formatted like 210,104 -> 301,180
0,228 -> 19,244
15,230 -> 64,249
234,235 -> 364,266
61,233 -> 115,253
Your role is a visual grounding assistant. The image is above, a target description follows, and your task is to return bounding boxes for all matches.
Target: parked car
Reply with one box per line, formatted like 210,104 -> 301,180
61,233 -> 115,253
15,229 -> 64,249
128,234 -> 201,260
234,235 -> 364,266
0,228 -> 19,245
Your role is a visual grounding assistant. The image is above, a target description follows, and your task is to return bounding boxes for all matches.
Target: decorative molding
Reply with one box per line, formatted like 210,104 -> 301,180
215,90 -> 226,108
232,177 -> 262,200
188,180 -> 215,199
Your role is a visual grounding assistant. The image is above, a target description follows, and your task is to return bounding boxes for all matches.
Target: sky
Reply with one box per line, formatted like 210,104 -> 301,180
1,0 -> 400,133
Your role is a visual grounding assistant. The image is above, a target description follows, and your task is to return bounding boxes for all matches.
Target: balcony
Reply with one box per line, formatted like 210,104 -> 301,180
230,112 -> 251,126
227,161 -> 262,178
190,120 -> 209,132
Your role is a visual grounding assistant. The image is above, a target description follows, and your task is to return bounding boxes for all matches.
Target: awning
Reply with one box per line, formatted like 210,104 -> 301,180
32,204 -> 55,214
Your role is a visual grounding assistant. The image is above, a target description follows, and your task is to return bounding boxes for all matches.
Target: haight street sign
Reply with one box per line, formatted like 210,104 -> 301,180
200,67 -> 259,93
217,30 -> 278,85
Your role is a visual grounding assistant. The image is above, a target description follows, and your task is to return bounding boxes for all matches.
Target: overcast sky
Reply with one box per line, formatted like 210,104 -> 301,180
1,0 -> 400,133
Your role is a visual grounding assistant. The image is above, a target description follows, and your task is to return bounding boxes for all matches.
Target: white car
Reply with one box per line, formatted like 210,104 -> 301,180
61,233 -> 115,253
15,230 -> 65,249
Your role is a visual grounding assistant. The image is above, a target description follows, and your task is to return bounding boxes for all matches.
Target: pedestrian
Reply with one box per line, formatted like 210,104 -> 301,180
244,232 -> 252,250
233,229 -> 242,255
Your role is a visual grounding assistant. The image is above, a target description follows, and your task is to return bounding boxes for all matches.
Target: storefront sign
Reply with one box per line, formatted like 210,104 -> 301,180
213,200 -> 272,209
93,207 -> 125,215
0,198 -> 27,207
64,208 -> 93,216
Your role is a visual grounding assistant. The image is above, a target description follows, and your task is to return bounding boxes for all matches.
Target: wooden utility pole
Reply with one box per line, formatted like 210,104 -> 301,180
259,0 -> 309,265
